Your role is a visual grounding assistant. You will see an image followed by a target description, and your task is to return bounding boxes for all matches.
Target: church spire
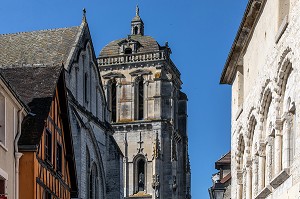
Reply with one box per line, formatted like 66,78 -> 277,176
136,5 -> 139,16
131,5 -> 144,36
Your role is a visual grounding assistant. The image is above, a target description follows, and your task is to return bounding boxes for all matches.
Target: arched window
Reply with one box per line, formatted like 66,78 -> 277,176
84,72 -> 89,103
125,48 -> 132,54
134,156 -> 146,193
135,77 -> 144,120
89,163 -> 98,199
86,148 -> 91,198
134,26 -> 139,35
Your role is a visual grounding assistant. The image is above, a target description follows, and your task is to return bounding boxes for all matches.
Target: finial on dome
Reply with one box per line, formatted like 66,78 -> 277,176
82,8 -> 87,23
136,5 -> 139,16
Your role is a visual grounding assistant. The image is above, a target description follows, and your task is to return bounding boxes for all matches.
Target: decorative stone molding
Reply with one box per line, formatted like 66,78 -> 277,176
254,185 -> 272,199
102,72 -> 125,79
270,168 -> 290,189
130,69 -> 152,76
258,142 -> 266,157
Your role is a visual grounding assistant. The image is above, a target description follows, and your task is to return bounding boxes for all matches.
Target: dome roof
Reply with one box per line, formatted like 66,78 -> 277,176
99,35 -> 161,57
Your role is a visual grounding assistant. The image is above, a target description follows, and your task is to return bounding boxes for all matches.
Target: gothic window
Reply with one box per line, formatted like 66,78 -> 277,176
134,156 -> 146,193
45,129 -> 52,163
135,77 -> 144,120
0,93 -> 5,146
86,147 -> 91,198
89,163 -> 98,199
84,72 -> 89,104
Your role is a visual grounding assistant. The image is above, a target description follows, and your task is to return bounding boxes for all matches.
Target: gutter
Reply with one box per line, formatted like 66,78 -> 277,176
14,108 -> 24,199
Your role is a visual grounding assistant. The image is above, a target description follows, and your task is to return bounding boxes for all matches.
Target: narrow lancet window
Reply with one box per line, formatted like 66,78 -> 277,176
111,81 -> 117,122
135,77 -> 144,120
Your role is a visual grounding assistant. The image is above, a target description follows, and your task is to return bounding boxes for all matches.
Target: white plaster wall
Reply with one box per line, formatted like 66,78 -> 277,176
230,0 -> 300,198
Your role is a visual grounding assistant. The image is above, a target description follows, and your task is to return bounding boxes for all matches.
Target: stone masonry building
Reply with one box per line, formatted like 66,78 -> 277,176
221,0 -> 300,198
0,12 -> 123,199
98,7 -> 191,199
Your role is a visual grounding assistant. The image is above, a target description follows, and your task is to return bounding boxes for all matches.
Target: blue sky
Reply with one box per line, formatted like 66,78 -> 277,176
1,1 -> 248,198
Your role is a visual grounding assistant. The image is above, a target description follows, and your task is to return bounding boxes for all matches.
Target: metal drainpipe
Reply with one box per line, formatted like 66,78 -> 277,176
14,108 -> 24,199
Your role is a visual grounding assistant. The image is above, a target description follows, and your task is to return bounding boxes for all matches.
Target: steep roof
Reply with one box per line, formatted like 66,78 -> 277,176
215,151 -> 231,169
0,65 -> 62,146
99,35 -> 160,57
0,26 -> 80,67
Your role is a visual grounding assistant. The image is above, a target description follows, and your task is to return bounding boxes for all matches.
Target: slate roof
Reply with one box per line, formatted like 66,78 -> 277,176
215,151 -> 231,169
99,35 -> 160,57
0,65 -> 63,146
0,26 -> 79,67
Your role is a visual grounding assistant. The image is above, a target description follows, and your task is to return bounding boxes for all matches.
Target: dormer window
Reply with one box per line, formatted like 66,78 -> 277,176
118,38 -> 141,55
125,48 -> 132,54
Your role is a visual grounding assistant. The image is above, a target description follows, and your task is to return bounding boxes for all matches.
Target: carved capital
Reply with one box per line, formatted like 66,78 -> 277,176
258,142 -> 266,157
237,170 -> 243,184
275,118 -> 283,130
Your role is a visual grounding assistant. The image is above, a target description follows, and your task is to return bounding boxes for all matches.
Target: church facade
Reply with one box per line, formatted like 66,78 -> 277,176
98,7 -> 191,199
221,0 -> 300,198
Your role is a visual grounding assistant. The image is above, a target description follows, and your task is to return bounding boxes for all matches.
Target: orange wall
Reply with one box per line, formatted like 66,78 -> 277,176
19,152 -> 36,199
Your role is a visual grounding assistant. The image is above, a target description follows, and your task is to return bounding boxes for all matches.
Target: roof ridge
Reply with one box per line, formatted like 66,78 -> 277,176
0,25 -> 80,36
217,151 -> 231,162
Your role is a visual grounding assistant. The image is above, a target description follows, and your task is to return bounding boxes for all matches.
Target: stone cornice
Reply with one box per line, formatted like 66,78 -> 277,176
220,0 -> 265,84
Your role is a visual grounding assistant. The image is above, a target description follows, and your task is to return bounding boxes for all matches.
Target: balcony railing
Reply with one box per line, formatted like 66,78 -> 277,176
98,51 -> 166,66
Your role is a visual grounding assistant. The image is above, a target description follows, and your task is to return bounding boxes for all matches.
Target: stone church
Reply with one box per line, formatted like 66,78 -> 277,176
98,6 -> 191,199
0,6 -> 190,199
221,0 -> 300,198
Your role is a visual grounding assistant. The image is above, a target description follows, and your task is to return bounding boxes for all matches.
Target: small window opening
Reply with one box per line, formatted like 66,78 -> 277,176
56,143 -> 62,173
111,82 -> 117,123
138,78 -> 144,120
84,73 -> 88,103
137,159 -> 145,191
45,129 -> 52,163
0,179 -> 5,196
134,26 -> 139,35
125,48 -> 132,54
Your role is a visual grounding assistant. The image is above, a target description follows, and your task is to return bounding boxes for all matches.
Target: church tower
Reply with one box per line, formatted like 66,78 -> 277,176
98,7 -> 191,199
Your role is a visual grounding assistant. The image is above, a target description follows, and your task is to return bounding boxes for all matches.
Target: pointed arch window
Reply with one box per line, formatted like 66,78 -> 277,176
89,164 -> 98,199
84,72 -> 89,103
135,77 -> 144,120
134,155 -> 146,193
134,26 -> 139,35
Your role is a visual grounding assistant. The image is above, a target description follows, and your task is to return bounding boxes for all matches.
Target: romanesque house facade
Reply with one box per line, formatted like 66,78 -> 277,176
98,7 -> 191,199
221,0 -> 300,198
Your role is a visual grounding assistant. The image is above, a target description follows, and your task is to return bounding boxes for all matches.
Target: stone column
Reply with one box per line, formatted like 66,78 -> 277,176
258,142 -> 266,191
274,119 -> 283,175
243,169 -> 247,199
253,155 -> 259,196
245,159 -> 252,199
282,114 -> 292,169
265,135 -> 274,184
236,171 -> 243,199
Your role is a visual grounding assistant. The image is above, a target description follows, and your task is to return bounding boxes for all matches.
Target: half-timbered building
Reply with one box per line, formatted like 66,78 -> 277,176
0,66 -> 78,198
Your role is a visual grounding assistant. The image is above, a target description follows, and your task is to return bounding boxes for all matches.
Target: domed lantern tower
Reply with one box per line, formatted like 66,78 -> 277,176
97,6 -> 191,199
